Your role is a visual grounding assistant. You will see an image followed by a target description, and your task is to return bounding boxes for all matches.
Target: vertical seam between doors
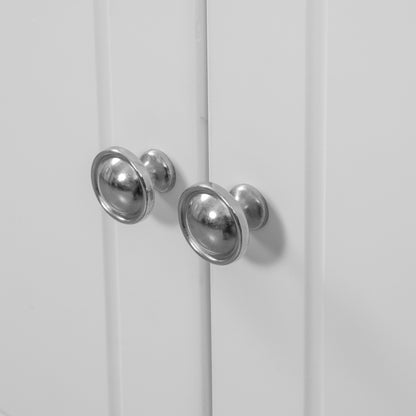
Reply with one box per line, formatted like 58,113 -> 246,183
93,1 -> 124,415
196,0 -> 212,414
197,0 -> 213,414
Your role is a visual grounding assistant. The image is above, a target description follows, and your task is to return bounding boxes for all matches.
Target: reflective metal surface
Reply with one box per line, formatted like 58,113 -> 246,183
140,149 -> 176,193
178,182 -> 268,265
230,184 -> 269,230
91,147 -> 175,224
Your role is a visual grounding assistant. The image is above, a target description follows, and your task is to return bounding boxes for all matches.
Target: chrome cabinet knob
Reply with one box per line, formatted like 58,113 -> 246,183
178,183 -> 268,265
91,146 -> 175,224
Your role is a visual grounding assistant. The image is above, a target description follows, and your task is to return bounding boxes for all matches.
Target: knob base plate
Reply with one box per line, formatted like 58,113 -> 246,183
178,183 -> 250,265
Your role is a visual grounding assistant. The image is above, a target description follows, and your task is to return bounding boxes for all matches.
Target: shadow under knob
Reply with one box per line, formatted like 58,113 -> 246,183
178,183 -> 268,265
91,146 -> 175,224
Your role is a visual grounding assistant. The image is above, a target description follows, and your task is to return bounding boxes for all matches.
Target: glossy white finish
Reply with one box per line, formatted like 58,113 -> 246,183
324,0 -> 416,414
103,1 -> 211,415
0,2 -> 108,415
207,0 -> 306,414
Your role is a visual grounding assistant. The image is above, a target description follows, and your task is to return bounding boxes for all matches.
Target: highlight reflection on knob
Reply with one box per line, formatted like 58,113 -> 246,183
178,183 -> 268,265
91,146 -> 175,224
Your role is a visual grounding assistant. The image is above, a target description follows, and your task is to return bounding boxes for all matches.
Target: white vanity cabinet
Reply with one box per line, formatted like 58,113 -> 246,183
1,1 -> 415,415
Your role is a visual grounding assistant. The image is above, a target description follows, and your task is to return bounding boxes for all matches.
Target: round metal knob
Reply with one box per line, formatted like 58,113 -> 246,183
178,183 -> 268,265
91,146 -> 175,224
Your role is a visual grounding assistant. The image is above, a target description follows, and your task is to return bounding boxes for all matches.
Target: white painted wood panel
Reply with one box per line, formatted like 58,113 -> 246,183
2,2 -> 414,415
0,2 -> 108,415
207,1 -> 306,414
324,0 -> 416,414
103,1 -> 211,414
207,0 -> 416,414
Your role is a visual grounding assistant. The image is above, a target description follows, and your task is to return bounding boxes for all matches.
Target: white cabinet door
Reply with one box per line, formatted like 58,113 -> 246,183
2,1 -> 415,415
207,1 -> 306,414
0,2 -> 108,415
208,0 -> 416,415
324,0 -> 416,414
101,1 -> 211,415
0,1 -> 211,416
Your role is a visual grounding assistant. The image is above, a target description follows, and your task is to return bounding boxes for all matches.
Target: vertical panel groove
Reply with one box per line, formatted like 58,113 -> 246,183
93,1 -> 124,415
196,0 -> 212,414
305,0 -> 328,414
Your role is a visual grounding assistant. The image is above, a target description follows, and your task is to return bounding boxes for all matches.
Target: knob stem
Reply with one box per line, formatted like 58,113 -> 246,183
230,184 -> 269,231
140,149 -> 176,193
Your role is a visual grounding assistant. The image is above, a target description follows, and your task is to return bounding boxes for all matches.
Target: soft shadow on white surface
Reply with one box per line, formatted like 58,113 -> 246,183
152,164 -> 188,226
245,203 -> 285,265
